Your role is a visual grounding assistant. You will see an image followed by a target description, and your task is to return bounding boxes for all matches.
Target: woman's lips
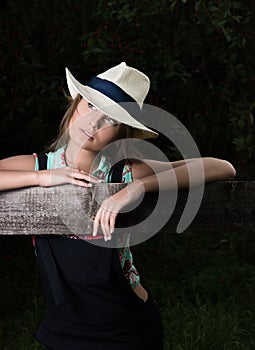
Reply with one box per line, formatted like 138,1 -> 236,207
79,128 -> 94,140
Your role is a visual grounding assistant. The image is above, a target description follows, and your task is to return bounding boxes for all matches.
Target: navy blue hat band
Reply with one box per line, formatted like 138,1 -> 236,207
86,77 -> 139,111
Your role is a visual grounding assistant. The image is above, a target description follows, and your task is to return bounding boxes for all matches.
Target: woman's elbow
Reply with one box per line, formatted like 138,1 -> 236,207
204,158 -> 236,181
216,159 -> 236,180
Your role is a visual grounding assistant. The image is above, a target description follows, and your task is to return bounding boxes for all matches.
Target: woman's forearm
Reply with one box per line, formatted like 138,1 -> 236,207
0,167 -> 101,191
136,158 -> 236,193
0,170 -> 39,191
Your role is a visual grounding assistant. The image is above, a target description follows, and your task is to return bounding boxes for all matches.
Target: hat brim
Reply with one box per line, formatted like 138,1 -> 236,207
66,68 -> 158,140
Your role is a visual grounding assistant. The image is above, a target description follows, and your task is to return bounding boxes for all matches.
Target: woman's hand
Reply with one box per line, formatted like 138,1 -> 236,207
38,167 -> 101,187
92,180 -> 144,241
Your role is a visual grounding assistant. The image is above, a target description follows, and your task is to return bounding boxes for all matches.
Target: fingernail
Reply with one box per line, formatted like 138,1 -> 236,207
104,236 -> 107,241
110,228 -> 114,234
88,183 -> 93,187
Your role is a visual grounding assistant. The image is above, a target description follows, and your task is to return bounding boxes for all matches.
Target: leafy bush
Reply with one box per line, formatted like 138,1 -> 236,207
0,0 -> 254,178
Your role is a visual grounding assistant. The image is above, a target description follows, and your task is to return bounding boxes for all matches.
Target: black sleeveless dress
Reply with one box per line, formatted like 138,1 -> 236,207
35,154 -> 164,350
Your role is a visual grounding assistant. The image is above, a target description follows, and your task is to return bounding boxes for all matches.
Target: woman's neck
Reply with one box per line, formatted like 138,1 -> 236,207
65,141 -> 99,174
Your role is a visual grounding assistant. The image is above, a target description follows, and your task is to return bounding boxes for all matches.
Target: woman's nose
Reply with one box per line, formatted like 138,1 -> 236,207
89,119 -> 97,130
89,112 -> 105,130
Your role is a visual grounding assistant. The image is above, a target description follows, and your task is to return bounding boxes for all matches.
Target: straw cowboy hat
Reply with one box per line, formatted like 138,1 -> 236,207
65,62 -> 158,139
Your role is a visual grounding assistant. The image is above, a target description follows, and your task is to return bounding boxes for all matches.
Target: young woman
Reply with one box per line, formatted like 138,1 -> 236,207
0,62 -> 236,350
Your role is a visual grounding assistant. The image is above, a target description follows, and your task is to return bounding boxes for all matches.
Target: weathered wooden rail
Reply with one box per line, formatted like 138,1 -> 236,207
0,181 -> 254,238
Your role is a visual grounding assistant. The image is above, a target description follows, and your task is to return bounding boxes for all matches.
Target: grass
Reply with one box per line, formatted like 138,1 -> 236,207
162,300 -> 255,350
1,232 -> 255,350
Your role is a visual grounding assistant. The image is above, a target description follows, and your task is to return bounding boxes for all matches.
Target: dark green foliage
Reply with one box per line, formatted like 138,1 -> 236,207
0,0 -> 254,177
0,0 -> 90,157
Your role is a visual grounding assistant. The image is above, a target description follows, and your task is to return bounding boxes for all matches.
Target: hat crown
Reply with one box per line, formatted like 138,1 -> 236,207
97,62 -> 150,108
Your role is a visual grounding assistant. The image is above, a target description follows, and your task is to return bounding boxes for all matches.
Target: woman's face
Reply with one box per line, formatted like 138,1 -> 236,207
68,98 -> 123,153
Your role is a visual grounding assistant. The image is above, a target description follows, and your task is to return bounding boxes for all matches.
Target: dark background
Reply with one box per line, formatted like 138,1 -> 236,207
1,0 -> 254,178
1,1 -> 255,348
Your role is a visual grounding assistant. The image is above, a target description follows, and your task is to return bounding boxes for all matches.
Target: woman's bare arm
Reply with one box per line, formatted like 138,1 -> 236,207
0,155 -> 39,190
0,155 -> 100,191
132,157 -> 236,191
92,157 -> 237,240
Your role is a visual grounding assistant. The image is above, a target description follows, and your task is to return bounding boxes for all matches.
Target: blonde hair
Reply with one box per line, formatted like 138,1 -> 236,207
46,94 -> 82,152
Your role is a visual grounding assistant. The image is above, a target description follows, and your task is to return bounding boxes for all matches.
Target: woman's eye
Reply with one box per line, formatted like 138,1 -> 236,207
105,116 -> 118,125
88,103 -> 97,111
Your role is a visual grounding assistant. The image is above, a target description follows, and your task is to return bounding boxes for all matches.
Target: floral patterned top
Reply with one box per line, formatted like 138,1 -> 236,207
33,147 -> 140,289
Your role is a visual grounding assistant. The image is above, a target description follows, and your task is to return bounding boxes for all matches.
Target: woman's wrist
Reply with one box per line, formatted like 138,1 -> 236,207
37,169 -> 50,187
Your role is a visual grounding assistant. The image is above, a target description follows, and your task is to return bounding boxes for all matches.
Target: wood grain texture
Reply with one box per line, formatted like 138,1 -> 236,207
0,181 -> 254,235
